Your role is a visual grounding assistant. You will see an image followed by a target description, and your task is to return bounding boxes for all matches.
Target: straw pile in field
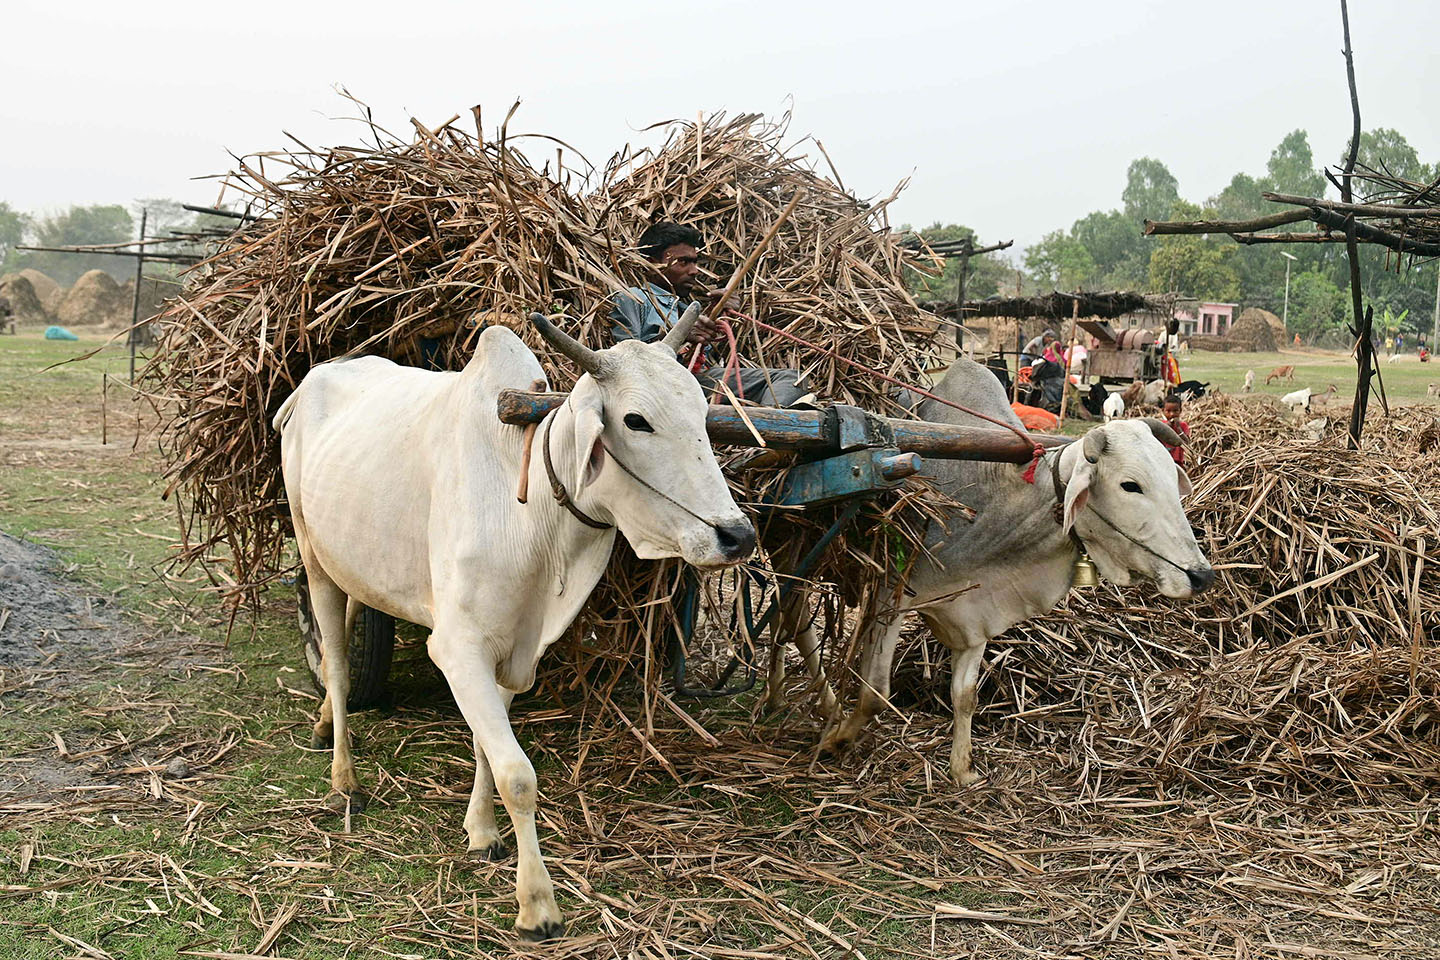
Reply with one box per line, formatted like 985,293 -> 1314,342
1223,312 -> 1278,352
143,106 -> 944,643
57,269 -> 127,327
0,274 -> 49,325
1238,305 -> 1285,340
17,269 -> 61,313
885,394 -> 1440,798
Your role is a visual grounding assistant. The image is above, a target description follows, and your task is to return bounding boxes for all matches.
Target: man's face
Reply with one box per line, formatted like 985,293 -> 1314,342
1163,401 -> 1182,421
652,243 -> 701,295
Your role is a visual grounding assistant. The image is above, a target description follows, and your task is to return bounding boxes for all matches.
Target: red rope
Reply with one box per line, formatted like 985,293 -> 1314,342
726,308 -> 1038,451
687,317 -> 744,401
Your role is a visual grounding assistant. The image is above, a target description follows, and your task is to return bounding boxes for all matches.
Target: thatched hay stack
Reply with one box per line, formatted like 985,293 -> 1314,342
1238,305 -> 1285,341
0,274 -> 49,325
1224,311 -> 1279,352
57,269 -> 127,327
17,269 -> 61,312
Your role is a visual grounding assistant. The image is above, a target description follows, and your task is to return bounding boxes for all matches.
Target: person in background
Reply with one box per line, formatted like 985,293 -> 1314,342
1161,392 -> 1191,467
1021,329 -> 1056,368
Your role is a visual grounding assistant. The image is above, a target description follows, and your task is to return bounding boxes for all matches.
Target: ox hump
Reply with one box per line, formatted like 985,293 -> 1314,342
465,325 -> 547,395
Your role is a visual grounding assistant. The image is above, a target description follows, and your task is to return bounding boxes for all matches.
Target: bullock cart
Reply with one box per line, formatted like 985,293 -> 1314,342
298,388 -> 1068,706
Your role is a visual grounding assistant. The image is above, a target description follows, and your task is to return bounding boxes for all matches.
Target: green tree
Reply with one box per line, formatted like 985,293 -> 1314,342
1147,201 -> 1240,301
0,202 -> 28,266
1265,129 -> 1326,198
8,205 -> 135,285
1287,270 -> 1348,341
1025,229 -> 1096,290
902,223 -> 1013,302
1346,127 -> 1431,184
1070,209 -> 1147,288
1122,157 -> 1180,225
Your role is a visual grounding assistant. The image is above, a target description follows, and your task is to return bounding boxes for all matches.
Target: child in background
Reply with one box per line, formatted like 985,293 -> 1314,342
1162,393 -> 1191,467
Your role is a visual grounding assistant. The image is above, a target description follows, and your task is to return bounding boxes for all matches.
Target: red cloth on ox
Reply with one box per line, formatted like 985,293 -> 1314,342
1011,402 -> 1059,432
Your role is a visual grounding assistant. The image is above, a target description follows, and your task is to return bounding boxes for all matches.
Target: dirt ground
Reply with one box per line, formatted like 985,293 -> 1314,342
5,333 -> 1440,959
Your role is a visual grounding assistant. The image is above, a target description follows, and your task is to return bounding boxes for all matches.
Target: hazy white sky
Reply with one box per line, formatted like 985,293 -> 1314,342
4,0 -> 1435,253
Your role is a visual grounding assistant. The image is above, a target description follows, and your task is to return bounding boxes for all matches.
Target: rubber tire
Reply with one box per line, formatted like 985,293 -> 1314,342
297,572 -> 396,710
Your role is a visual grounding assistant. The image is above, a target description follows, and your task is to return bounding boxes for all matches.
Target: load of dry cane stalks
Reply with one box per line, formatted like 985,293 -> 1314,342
892,395 -> 1440,798
146,103 -> 1440,799
143,103 -> 951,690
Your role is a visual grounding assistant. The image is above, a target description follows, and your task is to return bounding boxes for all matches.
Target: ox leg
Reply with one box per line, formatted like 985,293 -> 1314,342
763,592 -> 838,718
925,608 -> 987,788
307,569 -> 366,813
820,610 -> 905,755
429,635 -> 562,941
464,689 -> 514,862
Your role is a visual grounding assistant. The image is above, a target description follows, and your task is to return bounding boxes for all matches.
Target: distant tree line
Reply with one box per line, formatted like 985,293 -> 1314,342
0,198 -> 226,287
907,127 -> 1437,344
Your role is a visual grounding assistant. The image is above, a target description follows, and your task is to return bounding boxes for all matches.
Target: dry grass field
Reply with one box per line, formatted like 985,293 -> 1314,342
3,331 -> 1440,959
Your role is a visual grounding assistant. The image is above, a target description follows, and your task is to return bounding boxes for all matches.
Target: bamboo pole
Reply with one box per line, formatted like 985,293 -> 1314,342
1057,297 -> 1079,427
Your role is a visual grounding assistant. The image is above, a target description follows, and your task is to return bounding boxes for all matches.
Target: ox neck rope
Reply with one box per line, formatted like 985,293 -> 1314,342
542,411 -> 613,530
599,441 -> 718,528
1046,450 -> 1192,578
541,403 -> 719,532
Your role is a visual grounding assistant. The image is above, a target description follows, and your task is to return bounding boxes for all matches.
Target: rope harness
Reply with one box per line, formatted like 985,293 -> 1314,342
542,402 -> 724,533
542,411 -> 612,530
1042,447 -> 1194,577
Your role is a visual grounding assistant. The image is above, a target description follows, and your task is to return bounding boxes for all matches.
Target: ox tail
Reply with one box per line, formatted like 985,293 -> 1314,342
271,387 -> 302,434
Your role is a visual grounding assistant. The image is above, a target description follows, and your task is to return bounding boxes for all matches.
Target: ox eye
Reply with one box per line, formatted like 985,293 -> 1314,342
1121,481 -> 1143,494
623,413 -> 654,433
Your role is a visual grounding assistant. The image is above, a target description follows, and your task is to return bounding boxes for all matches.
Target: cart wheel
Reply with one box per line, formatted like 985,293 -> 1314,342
296,571 -> 395,710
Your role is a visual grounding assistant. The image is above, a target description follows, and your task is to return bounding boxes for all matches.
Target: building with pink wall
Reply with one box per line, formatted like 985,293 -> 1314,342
1173,301 -> 1237,336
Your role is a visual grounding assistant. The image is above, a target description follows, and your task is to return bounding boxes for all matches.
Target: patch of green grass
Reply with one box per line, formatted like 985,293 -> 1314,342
1176,346 -> 1440,402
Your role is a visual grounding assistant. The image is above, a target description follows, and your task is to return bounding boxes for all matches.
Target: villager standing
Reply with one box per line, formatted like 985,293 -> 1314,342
1162,393 -> 1191,467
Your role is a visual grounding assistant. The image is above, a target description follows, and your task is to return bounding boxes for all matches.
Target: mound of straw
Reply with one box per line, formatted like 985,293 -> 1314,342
883,394 -> 1440,798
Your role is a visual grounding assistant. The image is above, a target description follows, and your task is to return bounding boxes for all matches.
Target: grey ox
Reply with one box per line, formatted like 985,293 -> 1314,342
767,358 -> 1213,785
273,307 -> 754,940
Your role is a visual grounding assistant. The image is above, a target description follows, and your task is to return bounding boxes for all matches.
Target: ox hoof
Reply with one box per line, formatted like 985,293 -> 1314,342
324,790 -> 367,815
952,769 -> 982,789
310,732 -> 333,750
516,920 -> 566,942
817,734 -> 852,759
466,840 -> 510,863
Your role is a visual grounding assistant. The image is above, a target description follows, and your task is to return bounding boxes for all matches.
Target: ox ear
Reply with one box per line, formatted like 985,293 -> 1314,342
1175,464 -> 1193,500
571,393 -> 607,489
1062,457 -> 1095,535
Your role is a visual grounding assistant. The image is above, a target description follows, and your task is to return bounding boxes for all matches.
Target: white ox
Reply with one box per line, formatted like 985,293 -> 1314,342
273,308 -> 753,940
768,359 -> 1213,785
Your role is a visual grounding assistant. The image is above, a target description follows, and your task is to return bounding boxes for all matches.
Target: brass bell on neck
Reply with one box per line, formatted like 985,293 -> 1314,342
1071,552 -> 1099,589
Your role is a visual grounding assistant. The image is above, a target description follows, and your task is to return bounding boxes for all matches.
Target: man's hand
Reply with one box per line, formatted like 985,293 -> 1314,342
687,312 -> 720,346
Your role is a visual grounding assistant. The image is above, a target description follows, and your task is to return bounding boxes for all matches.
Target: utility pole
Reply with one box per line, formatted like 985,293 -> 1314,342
1432,261 -> 1438,350
128,207 -> 147,384
1280,251 -> 1296,335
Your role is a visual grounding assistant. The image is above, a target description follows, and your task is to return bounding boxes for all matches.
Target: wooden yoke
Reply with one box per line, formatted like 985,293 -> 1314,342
496,389 -> 1067,464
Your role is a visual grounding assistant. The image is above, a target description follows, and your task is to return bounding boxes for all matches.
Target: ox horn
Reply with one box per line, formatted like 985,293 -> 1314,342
1140,417 -> 1185,448
1081,428 -> 1107,464
660,302 -> 702,353
529,312 -> 605,377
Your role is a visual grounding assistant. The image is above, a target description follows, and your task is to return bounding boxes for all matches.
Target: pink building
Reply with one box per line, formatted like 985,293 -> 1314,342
1174,301 -> 1237,336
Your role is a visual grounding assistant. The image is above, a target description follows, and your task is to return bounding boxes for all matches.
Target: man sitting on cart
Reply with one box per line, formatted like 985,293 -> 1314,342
610,222 -> 808,406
